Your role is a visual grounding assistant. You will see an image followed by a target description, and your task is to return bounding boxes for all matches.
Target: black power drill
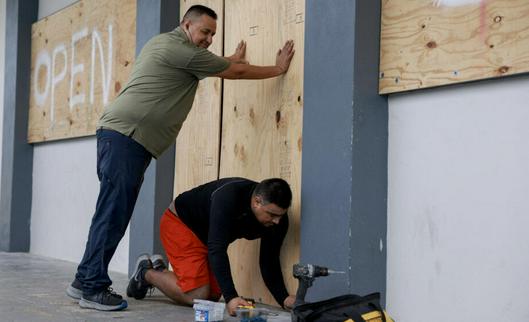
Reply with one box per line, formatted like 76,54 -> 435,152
292,263 -> 344,308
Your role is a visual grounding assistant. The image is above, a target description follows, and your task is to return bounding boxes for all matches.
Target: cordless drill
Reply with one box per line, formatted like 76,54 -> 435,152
292,264 -> 343,307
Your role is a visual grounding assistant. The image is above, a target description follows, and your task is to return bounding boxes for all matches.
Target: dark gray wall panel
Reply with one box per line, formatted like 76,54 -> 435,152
0,0 -> 38,252
300,0 -> 388,304
350,0 -> 388,302
300,0 -> 356,299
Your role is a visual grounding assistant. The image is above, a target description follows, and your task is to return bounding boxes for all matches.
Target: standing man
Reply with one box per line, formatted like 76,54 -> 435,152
127,177 -> 296,316
65,5 -> 295,311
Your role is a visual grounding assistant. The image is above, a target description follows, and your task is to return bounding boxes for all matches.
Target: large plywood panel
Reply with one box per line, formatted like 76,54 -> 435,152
380,0 -> 529,94
28,0 -> 136,142
222,0 -> 304,305
174,0 -> 224,196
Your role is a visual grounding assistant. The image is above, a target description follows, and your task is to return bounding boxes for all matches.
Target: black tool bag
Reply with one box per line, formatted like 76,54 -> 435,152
292,292 -> 391,322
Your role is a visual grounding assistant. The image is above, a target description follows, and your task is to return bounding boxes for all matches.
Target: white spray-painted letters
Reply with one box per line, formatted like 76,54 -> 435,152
32,24 -> 113,125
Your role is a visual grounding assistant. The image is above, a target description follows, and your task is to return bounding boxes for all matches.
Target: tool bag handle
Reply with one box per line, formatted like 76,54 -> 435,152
304,292 -> 386,322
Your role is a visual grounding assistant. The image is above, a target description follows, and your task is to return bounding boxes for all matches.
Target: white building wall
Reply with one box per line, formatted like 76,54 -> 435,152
30,0 -> 129,274
387,76 -> 529,321
0,0 -> 5,199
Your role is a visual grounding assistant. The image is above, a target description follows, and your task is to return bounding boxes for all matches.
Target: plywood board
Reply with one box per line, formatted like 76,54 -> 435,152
222,0 -> 304,306
174,0 -> 224,196
379,0 -> 529,94
28,0 -> 136,142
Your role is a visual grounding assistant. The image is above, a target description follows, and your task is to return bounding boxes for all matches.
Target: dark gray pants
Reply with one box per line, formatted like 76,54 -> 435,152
75,129 -> 152,295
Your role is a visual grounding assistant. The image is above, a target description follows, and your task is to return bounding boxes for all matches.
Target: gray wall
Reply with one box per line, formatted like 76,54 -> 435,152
387,76 -> 529,321
301,0 -> 388,302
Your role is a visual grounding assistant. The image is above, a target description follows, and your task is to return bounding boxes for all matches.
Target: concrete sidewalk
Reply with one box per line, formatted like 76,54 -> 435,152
0,252 -> 291,322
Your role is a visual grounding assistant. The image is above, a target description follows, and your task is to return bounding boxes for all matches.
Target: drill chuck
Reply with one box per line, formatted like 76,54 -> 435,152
313,265 -> 329,277
293,263 -> 330,279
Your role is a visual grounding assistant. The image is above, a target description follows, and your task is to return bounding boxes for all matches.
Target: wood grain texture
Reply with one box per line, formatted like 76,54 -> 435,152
379,0 -> 529,94
174,0 -> 224,196
221,0 -> 304,306
28,0 -> 136,142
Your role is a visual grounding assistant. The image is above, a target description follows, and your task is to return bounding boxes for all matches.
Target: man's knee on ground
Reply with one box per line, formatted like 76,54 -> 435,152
186,284 -> 211,300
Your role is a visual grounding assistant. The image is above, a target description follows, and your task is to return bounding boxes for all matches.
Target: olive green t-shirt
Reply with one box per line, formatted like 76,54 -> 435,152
98,27 -> 230,158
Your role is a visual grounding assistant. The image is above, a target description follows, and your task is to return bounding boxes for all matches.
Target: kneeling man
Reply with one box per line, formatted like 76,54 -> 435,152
127,177 -> 296,315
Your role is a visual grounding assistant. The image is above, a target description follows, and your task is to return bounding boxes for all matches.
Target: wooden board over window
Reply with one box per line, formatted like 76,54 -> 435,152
172,0 -> 303,306
222,0 -> 304,306
28,0 -> 136,142
379,0 -> 529,94
174,0 -> 224,196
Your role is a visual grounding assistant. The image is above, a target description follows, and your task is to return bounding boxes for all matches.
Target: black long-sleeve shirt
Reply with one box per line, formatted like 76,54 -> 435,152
173,177 -> 289,305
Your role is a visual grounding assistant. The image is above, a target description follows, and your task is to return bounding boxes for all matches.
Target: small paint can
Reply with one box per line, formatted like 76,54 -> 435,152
193,299 -> 225,322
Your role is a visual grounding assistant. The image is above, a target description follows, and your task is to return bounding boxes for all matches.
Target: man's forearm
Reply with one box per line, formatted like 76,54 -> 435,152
260,242 -> 289,306
216,63 -> 284,80
236,64 -> 284,79
208,246 -> 239,303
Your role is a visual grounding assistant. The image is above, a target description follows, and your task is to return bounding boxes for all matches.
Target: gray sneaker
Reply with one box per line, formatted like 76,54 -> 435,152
66,279 -> 83,300
126,254 -> 153,300
79,288 -> 128,311
151,254 -> 167,272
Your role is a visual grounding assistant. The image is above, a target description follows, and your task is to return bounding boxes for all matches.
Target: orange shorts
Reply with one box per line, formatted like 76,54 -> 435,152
159,209 -> 221,297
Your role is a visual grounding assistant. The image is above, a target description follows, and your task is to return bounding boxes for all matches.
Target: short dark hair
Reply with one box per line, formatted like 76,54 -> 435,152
253,178 -> 292,209
182,5 -> 218,22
